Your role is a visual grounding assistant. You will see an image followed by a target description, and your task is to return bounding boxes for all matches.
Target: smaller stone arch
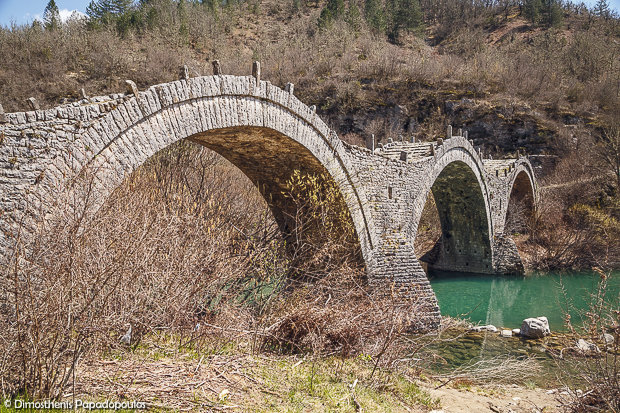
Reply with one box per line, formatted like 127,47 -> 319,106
416,139 -> 495,275
490,159 -> 538,237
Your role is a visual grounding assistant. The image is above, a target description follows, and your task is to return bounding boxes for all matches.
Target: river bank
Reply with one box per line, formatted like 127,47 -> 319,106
46,334 -> 562,413
421,381 -> 559,413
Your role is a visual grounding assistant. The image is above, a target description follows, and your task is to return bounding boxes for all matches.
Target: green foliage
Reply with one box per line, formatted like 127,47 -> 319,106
318,0 -> 344,29
87,0 -> 140,34
346,2 -> 363,34
569,203 -> 620,245
364,0 -> 386,33
386,0 -> 422,42
178,0 -> 189,39
43,0 -> 61,31
327,0 -> 345,19
87,0 -> 135,21
318,7 -> 333,30
524,0 -> 563,27
523,0 -> 542,24
115,9 -> 146,35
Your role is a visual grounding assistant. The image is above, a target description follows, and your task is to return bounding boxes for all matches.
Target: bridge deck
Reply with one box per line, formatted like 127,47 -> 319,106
375,141 -> 519,177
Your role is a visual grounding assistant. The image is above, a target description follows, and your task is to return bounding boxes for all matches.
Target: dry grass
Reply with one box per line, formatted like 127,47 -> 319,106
69,336 -> 438,412
548,268 -> 620,413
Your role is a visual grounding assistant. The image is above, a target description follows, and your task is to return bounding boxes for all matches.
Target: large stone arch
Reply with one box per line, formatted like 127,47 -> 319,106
0,75 -> 378,273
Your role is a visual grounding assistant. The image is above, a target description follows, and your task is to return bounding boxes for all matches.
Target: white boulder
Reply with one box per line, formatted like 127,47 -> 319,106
602,333 -> 614,345
520,317 -> 550,338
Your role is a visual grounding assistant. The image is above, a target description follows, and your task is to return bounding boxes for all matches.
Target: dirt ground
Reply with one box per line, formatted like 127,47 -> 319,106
421,382 -> 561,413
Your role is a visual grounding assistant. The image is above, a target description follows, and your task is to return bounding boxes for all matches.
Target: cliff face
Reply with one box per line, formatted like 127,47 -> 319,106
327,88 -> 573,164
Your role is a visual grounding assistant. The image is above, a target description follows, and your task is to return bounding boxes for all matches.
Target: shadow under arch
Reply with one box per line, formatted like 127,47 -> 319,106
186,126 -> 363,264
421,160 -> 493,274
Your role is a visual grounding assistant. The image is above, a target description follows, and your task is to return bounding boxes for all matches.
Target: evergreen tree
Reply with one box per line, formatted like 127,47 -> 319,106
202,0 -> 219,16
524,0 -> 562,27
43,0 -> 61,30
327,0 -> 345,19
364,0 -> 386,33
86,0 -> 135,21
318,0 -> 344,29
595,0 -> 611,19
386,0 -> 422,41
318,7 -> 333,29
541,0 -> 563,27
524,0 -> 542,24
178,0 -> 188,39
346,2 -> 363,34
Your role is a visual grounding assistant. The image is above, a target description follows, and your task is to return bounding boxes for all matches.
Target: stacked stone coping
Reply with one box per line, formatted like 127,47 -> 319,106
1,94 -> 131,127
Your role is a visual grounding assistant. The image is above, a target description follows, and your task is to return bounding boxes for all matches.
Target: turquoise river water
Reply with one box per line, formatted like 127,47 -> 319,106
428,269 -> 620,331
423,270 -> 620,385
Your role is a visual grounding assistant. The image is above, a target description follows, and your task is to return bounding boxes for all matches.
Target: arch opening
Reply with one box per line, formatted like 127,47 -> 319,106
186,126 -> 365,276
505,170 -> 536,236
88,126 -> 365,280
420,161 -> 493,274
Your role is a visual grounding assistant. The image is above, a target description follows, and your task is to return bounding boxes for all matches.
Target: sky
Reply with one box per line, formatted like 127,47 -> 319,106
1,0 -> 620,27
0,0 -> 90,27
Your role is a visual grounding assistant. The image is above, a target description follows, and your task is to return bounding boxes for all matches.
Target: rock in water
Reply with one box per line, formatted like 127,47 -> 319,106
471,325 -> 497,333
512,328 -> 521,335
520,317 -> 550,338
501,330 -> 512,337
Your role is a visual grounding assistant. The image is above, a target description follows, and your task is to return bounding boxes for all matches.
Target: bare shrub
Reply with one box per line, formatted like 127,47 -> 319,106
281,170 -> 363,279
0,141 -> 284,398
505,199 -> 530,235
554,268 -> 620,412
1,139 -> 431,400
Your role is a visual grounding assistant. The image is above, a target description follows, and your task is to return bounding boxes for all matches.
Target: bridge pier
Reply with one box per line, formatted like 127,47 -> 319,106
368,236 -> 441,329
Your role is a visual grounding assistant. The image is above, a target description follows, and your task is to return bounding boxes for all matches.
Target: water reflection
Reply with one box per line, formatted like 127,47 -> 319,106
427,269 -> 620,331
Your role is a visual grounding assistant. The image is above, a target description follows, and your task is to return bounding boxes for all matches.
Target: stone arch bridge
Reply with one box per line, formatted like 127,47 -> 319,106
0,70 -> 536,324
